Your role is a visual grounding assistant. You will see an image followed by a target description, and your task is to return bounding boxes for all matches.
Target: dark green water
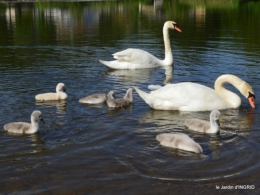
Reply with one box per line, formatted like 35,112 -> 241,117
0,0 -> 260,194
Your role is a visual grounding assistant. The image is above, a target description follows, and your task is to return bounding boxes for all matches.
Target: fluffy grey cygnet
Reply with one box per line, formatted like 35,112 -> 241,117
185,110 -> 221,134
3,110 -> 45,134
107,88 -> 133,108
35,83 -> 67,101
156,133 -> 202,154
79,93 -> 107,104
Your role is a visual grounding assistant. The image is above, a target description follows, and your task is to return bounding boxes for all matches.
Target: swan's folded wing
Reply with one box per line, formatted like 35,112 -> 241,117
113,48 -> 156,65
185,119 -> 210,132
149,82 -> 221,110
151,83 -> 215,100
4,122 -> 31,133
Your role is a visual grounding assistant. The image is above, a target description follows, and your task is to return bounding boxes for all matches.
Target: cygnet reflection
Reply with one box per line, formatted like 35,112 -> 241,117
35,100 -> 67,114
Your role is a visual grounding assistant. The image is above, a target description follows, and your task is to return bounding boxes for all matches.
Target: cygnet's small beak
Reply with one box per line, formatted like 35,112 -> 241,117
40,118 -> 45,124
248,96 -> 256,109
216,119 -> 220,127
63,88 -> 67,92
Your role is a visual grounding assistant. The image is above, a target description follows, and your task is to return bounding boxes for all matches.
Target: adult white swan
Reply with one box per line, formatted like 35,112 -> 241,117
134,74 -> 256,111
99,21 -> 181,69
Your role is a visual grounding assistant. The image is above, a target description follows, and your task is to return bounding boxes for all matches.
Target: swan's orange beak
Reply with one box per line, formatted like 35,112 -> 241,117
248,96 -> 256,108
174,26 -> 182,32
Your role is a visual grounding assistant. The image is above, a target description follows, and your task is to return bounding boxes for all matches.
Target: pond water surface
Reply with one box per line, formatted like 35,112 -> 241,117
0,0 -> 260,194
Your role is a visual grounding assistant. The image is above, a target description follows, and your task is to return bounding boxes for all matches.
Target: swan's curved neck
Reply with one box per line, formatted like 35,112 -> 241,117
162,25 -> 173,66
56,88 -> 61,93
214,75 -> 242,108
30,116 -> 39,133
107,92 -> 114,100
210,119 -> 219,133
124,90 -> 133,102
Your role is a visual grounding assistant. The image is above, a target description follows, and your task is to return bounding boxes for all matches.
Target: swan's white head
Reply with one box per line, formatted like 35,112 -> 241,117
215,74 -> 256,109
32,110 -> 45,124
165,21 -> 182,32
56,83 -> 66,93
210,110 -> 221,126
240,81 -> 255,108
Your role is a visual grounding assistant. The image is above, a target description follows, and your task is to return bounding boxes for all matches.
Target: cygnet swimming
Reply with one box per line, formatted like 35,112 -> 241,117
79,93 -> 107,104
156,133 -> 203,154
185,110 -> 221,134
35,83 -> 67,101
3,110 -> 45,134
107,88 -> 133,108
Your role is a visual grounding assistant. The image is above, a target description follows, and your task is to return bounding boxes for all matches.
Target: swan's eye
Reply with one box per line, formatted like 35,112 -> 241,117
248,92 -> 255,99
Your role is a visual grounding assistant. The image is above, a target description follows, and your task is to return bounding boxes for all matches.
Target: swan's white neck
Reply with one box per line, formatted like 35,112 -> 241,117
107,92 -> 114,100
57,91 -> 67,99
30,115 -> 39,133
161,24 -> 173,66
124,89 -> 133,102
56,86 -> 62,93
214,75 -> 242,108
210,119 -> 219,133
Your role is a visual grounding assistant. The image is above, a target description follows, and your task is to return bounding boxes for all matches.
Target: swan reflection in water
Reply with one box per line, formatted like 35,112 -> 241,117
8,133 -> 46,154
28,133 -> 48,153
107,104 -> 133,116
105,68 -> 158,84
105,65 -> 173,85
220,108 -> 255,133
163,65 -> 173,84
35,100 -> 67,114
139,108 -> 255,132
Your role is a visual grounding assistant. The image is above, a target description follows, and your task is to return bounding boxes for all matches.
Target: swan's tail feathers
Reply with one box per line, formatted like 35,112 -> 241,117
148,85 -> 162,91
99,60 -> 116,69
156,134 -> 163,142
134,87 -> 155,106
